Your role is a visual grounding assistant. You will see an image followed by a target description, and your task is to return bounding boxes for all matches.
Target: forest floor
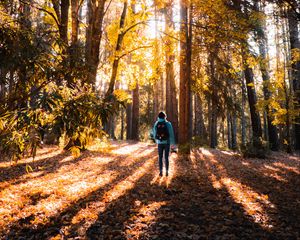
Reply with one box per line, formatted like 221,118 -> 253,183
0,141 -> 299,240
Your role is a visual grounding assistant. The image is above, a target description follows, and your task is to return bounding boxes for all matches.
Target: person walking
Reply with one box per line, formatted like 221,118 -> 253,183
152,111 -> 175,177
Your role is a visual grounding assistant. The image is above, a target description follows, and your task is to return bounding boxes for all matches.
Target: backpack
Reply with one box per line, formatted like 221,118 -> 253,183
155,121 -> 169,141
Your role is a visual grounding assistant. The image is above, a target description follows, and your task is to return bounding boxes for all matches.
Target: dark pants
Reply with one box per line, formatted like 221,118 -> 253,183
158,144 -> 170,174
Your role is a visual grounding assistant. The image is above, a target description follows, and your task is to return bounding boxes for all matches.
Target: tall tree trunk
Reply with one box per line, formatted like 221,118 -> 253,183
179,0 -> 191,148
187,4 -> 193,140
121,108 -> 125,140
231,111 -> 237,149
70,0 -> 80,66
106,0 -> 128,96
227,112 -> 232,149
209,56 -> 218,148
243,55 -> 263,147
85,0 -> 106,86
164,0 -> 178,142
131,82 -> 139,140
126,101 -> 132,140
254,2 -> 279,150
287,7 -> 300,150
241,78 -> 247,146
60,0 -> 69,44
194,94 -> 207,141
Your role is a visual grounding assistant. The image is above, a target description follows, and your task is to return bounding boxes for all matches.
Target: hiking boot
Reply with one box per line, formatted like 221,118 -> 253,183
159,172 -> 163,177
166,172 -> 169,176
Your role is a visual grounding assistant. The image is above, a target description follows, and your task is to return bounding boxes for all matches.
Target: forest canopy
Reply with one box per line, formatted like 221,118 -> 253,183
0,0 -> 300,160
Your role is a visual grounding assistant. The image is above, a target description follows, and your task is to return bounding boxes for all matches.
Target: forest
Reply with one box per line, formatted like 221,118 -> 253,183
0,0 -> 299,239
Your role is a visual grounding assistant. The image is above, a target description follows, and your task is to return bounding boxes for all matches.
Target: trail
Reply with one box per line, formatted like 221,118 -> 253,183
0,141 -> 299,239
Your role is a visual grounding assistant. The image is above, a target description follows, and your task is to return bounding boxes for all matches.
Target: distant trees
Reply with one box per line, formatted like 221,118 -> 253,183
0,0 -> 299,159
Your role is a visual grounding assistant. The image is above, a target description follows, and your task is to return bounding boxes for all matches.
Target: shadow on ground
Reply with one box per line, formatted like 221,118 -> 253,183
1,143 -> 299,240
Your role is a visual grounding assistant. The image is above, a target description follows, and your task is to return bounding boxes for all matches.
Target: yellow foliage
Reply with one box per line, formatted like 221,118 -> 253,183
113,89 -> 131,102
70,146 -> 81,158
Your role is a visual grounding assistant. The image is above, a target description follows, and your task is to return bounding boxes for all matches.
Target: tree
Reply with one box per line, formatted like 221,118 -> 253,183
179,0 -> 191,149
164,0 -> 178,142
85,0 -> 106,86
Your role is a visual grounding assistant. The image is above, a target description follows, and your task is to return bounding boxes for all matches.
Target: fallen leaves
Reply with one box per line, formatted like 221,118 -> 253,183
0,142 -> 299,239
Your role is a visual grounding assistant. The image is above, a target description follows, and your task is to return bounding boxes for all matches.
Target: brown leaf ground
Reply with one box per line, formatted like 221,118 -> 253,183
0,141 -> 299,240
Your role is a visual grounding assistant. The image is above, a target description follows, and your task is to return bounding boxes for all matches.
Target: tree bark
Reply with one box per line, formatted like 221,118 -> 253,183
85,0 -> 106,86
287,7 -> 300,150
255,2 -> 279,150
209,56 -> 218,148
179,0 -> 191,148
164,0 -> 178,142
131,82 -> 139,140
241,78 -> 247,146
227,112 -> 232,149
106,0 -> 128,97
243,55 -> 263,147
126,101 -> 132,140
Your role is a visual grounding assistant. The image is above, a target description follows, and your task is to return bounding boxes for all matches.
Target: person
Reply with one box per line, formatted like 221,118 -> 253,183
152,111 -> 175,177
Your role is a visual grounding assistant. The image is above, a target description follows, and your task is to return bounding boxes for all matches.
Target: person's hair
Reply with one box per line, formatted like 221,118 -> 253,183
158,111 -> 166,119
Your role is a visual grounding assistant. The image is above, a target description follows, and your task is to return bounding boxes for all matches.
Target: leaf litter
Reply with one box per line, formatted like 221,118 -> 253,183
0,142 -> 299,239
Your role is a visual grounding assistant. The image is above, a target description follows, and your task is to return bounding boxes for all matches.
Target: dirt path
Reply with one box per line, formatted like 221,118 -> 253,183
0,141 -> 299,239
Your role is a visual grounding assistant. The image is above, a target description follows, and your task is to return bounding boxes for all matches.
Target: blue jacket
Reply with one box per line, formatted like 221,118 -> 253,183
152,118 -> 175,145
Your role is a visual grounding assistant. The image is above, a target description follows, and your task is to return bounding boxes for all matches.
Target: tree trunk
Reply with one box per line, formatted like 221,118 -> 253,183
254,2 -> 279,150
126,101 -> 132,140
85,0 -> 106,86
179,0 -> 191,148
241,78 -> 247,146
121,108 -> 125,140
288,7 -> 300,150
70,0 -> 80,67
243,56 -> 263,147
106,0 -> 128,97
194,94 -> 207,141
131,82 -> 139,140
164,1 -> 178,142
227,112 -> 232,149
60,0 -> 69,44
231,111 -> 237,149
209,56 -> 218,148
210,96 -> 218,148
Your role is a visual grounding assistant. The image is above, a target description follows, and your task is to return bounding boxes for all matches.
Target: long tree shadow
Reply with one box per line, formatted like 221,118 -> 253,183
0,143 -> 151,189
192,148 -> 300,239
0,151 -> 68,184
85,152 -> 278,239
3,145 -> 157,239
4,145 -> 298,239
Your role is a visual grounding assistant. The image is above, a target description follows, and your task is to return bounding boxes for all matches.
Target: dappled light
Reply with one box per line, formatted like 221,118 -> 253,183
124,201 -> 167,239
1,0 -> 300,237
197,148 -> 275,229
0,142 -> 299,239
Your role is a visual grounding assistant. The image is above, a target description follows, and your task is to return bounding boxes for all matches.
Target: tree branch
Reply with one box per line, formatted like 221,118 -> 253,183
117,45 -> 152,60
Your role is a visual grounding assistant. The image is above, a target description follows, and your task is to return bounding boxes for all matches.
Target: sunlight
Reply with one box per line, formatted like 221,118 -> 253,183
220,150 -> 236,156
0,146 -> 62,168
200,148 -> 214,157
0,154 -> 117,232
101,156 -> 155,203
69,156 -> 156,234
150,153 -> 177,187
272,162 -> 300,175
119,148 -> 155,166
202,151 -> 276,229
220,177 -> 274,229
111,143 -> 147,155
124,201 -> 167,238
